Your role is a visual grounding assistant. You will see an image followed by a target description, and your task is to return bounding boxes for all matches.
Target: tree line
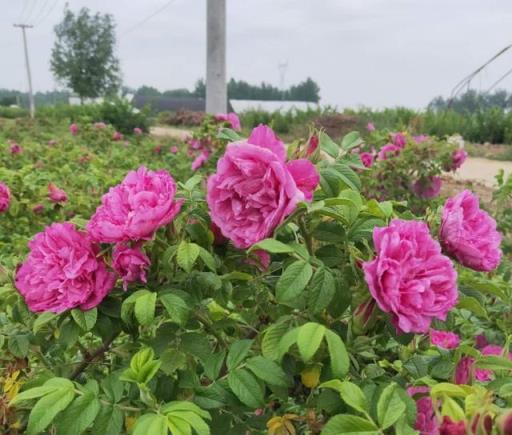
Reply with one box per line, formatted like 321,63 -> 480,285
429,89 -> 512,113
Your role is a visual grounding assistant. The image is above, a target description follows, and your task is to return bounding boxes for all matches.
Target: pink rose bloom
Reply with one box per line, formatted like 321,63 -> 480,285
377,143 -> 401,160
189,139 -> 202,150
48,183 -> 68,203
407,386 -> 438,435
216,112 -> 241,131
392,132 -> 407,148
207,141 -> 303,249
94,122 -> 107,129
475,334 -> 488,349
133,127 -> 143,135
430,329 -> 460,349
248,124 -> 287,162
367,122 -> 375,132
0,182 -> 11,213
9,142 -> 22,154
414,134 -> 429,144
412,176 -> 442,199
191,151 -> 209,171
454,356 -> 475,384
362,219 -> 458,333
112,131 -> 123,141
69,123 -> 78,135
15,223 -> 116,313
440,190 -> 502,272
87,166 -> 183,243
286,159 -> 320,201
439,417 -> 465,435
153,145 -> 162,154
360,152 -> 374,168
170,146 -> 179,154
450,149 -> 468,171
475,345 -> 512,382
112,243 -> 150,290
246,249 -> 271,271
305,134 -> 319,157
32,203 -> 44,214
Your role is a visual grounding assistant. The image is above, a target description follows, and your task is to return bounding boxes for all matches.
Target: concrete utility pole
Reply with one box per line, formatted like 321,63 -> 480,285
206,0 -> 227,114
14,24 -> 35,118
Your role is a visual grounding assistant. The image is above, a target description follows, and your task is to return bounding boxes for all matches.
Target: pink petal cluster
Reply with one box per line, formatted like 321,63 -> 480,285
9,141 -> 22,154
192,151 -> 209,171
377,143 -> 401,160
207,125 -> 319,248
392,132 -> 407,148
87,166 -> 183,243
430,329 -> 460,349
360,152 -> 374,168
48,183 -> 68,203
454,356 -> 474,384
112,131 -> 124,141
245,249 -> 271,271
412,176 -> 442,199
32,203 -> 44,214
475,345 -> 512,382
367,122 -> 375,132
69,123 -> 78,135
133,127 -> 143,135
15,223 -> 116,313
363,219 -> 458,333
305,134 -> 319,156
450,149 -> 468,171
170,146 -> 179,154
439,417 -> 465,435
215,112 -> 241,131
440,190 -> 502,272
0,182 -> 11,213
112,243 -> 150,290
414,134 -> 429,144
407,386 -> 438,435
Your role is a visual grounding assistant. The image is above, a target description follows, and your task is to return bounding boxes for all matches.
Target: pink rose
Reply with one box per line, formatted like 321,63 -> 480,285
412,176 -> 442,199
133,127 -> 143,135
439,417 -> 465,435
94,122 -> 107,129
15,223 -> 116,313
170,146 -> 179,154
207,141 -> 303,249
87,166 -> 183,243
392,132 -> 406,148
360,152 -> 374,168
248,124 -> 287,162
440,190 -> 502,272
454,356 -> 474,384
112,243 -> 150,290
363,219 -> 458,333
191,151 -> 209,171
450,149 -> 468,171
414,134 -> 429,144
32,203 -> 44,214
48,183 -> 68,203
9,142 -> 22,154
0,182 -> 11,213
407,386 -> 438,435
377,143 -> 401,160
246,249 -> 271,271
305,134 -> 319,157
367,122 -> 375,132
69,123 -> 78,135
215,112 -> 241,131
430,329 -> 460,349
112,131 -> 123,141
475,345 -> 512,382
475,334 -> 488,349
286,159 -> 320,201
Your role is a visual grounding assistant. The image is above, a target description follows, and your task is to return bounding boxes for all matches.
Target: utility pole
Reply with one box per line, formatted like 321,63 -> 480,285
14,24 -> 35,118
206,0 -> 227,114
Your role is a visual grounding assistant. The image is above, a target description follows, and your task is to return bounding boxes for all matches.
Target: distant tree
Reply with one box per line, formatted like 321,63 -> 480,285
193,80 -> 206,98
51,7 -> 121,102
428,89 -> 512,113
162,89 -> 193,97
136,86 -> 161,97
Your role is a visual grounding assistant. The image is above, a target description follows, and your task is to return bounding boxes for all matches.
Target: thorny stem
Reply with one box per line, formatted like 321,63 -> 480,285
298,216 -> 314,256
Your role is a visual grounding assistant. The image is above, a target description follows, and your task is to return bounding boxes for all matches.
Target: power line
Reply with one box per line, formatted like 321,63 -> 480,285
121,0 -> 176,36
19,0 -> 30,22
22,0 -> 40,23
34,0 -> 61,26
31,0 -> 52,25
487,66 -> 512,93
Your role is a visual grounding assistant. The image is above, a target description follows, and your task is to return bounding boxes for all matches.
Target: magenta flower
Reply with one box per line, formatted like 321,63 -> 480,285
439,417 -> 466,435
32,203 -> 44,214
9,142 -> 22,154
112,243 -> 150,290
450,149 -> 468,171
112,131 -> 124,141
215,112 -> 241,131
69,123 -> 78,135
207,141 -> 303,249
363,219 -> 458,333
305,134 -> 319,157
392,132 -> 407,148
48,183 -> 68,203
0,182 -> 11,213
246,249 -> 271,271
454,356 -> 475,384
413,134 -> 429,144
475,334 -> 488,349
475,345 -> 512,382
87,166 -> 183,243
377,143 -> 401,160
191,151 -> 209,171
407,386 -> 438,435
440,190 -> 501,272
360,152 -> 374,168
15,223 -> 116,313
286,159 -> 320,201
133,127 -> 143,135
170,146 -> 179,154
248,124 -> 287,162
94,122 -> 107,129
430,329 -> 460,349
412,176 -> 442,199
367,122 -> 375,132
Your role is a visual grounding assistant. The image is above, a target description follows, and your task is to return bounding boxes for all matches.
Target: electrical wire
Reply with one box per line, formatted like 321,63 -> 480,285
18,0 -> 30,22
22,0 -> 41,23
487,66 -> 512,93
33,0 -> 61,26
31,0 -> 52,25
121,0 -> 176,36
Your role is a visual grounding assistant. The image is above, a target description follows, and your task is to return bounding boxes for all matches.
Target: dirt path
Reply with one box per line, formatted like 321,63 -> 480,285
150,126 -> 191,139
452,157 -> 512,187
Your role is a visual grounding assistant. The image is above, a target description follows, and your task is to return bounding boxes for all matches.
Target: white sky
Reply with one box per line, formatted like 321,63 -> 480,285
1,0 -> 512,108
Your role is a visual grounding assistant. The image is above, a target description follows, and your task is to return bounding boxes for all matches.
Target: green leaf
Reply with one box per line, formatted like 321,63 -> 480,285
133,413 -> 168,435
341,131 -> 364,150
321,380 -> 368,414
71,308 -> 97,331
477,355 -> 512,371
431,383 -> 469,398
308,267 -> 336,314
319,131 -> 340,159
134,291 -> 157,326
226,339 -> 253,370
198,247 -> 217,271
203,351 -> 225,380
262,320 -> 291,361
217,127 -> 242,141
227,368 -> 264,408
177,241 -> 200,273
166,411 -> 210,435
56,392 -> 101,435
121,289 -> 149,324
441,396 -> 465,421
250,238 -> 294,254
8,334 -> 29,358
246,356 -> 289,387
297,322 -> 325,362
167,416 -> 192,435
457,296 -> 488,318
321,414 -> 378,435
161,401 -> 211,420
377,383 -> 406,430
33,312 -> 58,333
332,163 -> 361,191
324,329 -> 349,378
91,405 -> 123,435
161,293 -> 190,326
278,327 -> 299,360
276,260 -> 313,303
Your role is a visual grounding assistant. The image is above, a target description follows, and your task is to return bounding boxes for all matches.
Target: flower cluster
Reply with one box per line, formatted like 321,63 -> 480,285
0,182 -> 11,213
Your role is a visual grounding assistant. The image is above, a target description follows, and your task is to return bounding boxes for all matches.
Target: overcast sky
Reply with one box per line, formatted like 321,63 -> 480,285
1,0 -> 512,108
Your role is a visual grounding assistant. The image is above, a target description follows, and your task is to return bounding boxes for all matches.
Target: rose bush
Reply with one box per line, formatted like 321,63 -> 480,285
0,116 -> 511,434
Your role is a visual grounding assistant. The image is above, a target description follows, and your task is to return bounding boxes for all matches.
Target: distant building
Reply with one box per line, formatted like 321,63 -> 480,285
68,96 -> 104,105
132,95 -> 209,112
230,99 -> 318,113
